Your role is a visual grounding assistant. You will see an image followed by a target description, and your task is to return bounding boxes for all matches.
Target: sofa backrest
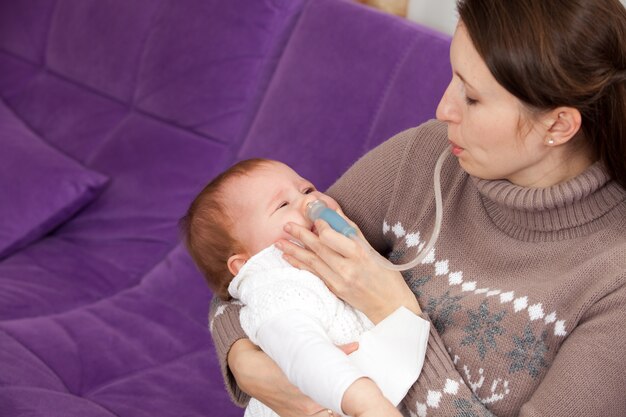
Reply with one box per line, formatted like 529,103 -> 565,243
0,0 -> 451,315
0,0 -> 450,185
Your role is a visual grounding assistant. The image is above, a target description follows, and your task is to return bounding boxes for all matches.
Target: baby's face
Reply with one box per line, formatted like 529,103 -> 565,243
227,161 -> 338,257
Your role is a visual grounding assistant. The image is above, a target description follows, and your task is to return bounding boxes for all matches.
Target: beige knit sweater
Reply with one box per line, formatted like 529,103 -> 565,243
209,120 -> 626,417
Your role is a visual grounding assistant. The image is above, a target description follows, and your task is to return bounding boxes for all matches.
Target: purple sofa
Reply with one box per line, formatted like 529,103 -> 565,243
0,0 -> 450,415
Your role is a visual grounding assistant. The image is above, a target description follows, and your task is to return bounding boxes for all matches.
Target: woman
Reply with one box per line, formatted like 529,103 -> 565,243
210,0 -> 626,416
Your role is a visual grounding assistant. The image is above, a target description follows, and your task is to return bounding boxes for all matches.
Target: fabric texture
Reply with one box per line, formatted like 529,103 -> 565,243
0,100 -> 108,259
210,120 -> 626,417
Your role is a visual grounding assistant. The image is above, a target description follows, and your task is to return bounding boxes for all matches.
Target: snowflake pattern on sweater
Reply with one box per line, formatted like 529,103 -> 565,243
384,220 -> 566,416
386,220 -> 567,337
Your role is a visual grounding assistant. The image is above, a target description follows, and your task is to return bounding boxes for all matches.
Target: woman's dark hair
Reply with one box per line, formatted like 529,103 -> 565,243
457,0 -> 626,189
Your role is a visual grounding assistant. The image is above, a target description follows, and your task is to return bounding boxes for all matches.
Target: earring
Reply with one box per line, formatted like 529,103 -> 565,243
546,138 -> 555,145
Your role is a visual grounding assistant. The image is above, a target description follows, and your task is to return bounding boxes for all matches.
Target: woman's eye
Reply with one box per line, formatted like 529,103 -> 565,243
465,95 -> 478,105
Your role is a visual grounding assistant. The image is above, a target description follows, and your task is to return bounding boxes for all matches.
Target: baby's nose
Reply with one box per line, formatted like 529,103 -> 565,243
301,194 -> 319,217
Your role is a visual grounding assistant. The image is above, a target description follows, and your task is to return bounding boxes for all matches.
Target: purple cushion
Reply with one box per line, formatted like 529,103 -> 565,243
0,101 -> 108,259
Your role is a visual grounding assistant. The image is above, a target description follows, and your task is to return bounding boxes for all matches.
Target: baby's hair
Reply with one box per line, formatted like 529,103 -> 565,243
179,158 -> 273,300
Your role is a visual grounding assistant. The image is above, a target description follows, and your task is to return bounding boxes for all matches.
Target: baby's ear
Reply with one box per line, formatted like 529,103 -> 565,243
227,254 -> 248,276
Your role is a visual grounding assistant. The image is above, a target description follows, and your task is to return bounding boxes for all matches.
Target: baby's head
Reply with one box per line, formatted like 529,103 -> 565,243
180,158 -> 337,300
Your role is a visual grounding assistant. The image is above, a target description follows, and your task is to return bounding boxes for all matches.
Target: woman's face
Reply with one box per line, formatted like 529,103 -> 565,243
436,24 -> 554,186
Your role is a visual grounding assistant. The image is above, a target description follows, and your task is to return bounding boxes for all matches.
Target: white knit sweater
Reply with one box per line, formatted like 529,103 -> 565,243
229,245 -> 372,346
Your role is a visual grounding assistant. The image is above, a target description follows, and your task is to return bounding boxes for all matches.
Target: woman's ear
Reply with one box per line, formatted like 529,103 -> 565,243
544,107 -> 582,146
227,253 -> 249,276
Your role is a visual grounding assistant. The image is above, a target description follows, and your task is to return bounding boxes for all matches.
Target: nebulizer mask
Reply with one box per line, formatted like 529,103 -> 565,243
306,147 -> 450,272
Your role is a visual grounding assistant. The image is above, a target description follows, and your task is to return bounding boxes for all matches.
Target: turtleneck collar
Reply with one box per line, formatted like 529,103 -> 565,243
472,162 -> 626,241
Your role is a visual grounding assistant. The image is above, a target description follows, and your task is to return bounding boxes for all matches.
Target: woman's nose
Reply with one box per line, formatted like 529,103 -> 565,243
436,81 -> 460,123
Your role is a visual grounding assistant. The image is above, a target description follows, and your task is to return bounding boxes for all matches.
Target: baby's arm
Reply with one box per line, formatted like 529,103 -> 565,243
342,377 -> 402,417
256,311 -> 400,416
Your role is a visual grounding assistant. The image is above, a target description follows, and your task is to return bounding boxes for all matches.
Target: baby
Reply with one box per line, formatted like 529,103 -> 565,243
179,158 -> 430,417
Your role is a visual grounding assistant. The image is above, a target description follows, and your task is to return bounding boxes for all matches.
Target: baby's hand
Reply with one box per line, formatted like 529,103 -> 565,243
342,378 -> 402,417
337,342 -> 359,355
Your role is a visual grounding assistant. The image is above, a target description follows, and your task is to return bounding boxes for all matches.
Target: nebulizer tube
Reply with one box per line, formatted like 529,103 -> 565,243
306,147 -> 450,272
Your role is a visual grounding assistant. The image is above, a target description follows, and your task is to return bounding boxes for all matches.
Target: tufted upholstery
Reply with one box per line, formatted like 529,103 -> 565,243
0,0 -> 451,415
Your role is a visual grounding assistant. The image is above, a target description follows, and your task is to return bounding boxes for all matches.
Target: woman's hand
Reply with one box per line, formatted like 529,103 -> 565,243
228,338 -> 346,417
276,210 -> 421,324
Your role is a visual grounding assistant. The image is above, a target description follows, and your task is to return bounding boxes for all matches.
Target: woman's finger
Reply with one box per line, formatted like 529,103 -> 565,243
281,216 -> 419,323
283,223 -> 347,269
314,219 -> 365,261
285,222 -> 344,261
276,241 -> 316,275
282,220 -> 379,301
311,409 -> 340,417
277,237 -> 342,292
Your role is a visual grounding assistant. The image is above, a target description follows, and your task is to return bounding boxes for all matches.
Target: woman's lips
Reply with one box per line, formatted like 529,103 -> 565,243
449,140 -> 464,156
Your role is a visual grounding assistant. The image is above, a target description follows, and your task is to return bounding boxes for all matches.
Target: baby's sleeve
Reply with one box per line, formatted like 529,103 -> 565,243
256,311 -> 367,414
237,268 -> 366,414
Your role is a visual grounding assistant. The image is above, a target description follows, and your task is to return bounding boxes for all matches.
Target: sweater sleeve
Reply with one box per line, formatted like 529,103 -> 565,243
402,280 -> 626,417
208,296 -> 250,407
